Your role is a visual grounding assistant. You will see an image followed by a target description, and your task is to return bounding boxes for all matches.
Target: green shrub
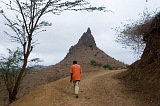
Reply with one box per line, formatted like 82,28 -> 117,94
90,60 -> 118,70
97,63 -> 102,68
103,64 -> 110,69
103,64 -> 117,70
90,60 -> 98,66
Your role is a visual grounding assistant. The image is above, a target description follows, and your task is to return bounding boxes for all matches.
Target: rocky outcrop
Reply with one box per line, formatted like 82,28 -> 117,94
77,27 -> 96,48
69,28 -> 96,53
120,13 -> 160,105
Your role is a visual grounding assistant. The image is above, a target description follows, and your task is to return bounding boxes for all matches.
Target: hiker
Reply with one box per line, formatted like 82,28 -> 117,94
70,60 -> 82,98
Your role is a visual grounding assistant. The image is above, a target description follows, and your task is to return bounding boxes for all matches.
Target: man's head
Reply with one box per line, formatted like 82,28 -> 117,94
73,60 -> 77,64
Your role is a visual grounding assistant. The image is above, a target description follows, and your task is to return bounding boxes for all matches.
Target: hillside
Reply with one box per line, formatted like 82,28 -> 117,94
118,12 -> 160,105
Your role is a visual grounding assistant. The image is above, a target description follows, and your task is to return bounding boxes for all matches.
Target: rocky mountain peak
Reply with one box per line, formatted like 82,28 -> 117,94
58,28 -> 125,72
86,27 -> 91,33
77,27 -> 96,48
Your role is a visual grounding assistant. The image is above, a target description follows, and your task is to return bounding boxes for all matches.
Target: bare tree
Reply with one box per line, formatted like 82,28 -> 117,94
0,0 -> 107,102
115,9 -> 158,57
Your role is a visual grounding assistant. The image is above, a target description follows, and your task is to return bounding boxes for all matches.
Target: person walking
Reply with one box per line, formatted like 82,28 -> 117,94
70,60 -> 82,98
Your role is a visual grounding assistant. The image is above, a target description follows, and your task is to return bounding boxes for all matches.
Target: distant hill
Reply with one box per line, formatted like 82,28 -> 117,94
28,65 -> 48,71
48,27 -> 126,72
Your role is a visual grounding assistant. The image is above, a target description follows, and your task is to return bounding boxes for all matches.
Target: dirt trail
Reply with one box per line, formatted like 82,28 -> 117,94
9,70 -> 146,106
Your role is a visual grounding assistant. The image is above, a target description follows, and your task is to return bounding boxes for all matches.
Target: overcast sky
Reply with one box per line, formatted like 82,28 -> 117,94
0,0 -> 160,66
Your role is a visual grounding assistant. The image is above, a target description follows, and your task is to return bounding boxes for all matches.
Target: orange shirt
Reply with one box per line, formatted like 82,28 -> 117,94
70,64 -> 82,80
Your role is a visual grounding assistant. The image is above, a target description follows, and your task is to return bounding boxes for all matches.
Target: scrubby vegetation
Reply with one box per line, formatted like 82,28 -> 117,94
90,60 -> 117,70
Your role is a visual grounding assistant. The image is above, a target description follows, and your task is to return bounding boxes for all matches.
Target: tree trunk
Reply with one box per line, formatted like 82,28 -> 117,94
9,58 -> 28,102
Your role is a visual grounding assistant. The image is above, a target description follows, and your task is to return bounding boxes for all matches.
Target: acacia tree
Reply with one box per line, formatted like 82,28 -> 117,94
0,48 -> 24,98
0,48 -> 41,103
0,0 -> 106,103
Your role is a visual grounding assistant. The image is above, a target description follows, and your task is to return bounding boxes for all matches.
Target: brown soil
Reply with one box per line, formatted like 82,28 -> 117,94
117,68 -> 160,106
9,70 -> 147,106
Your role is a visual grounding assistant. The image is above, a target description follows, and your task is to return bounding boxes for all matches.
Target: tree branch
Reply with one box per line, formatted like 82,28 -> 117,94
16,0 -> 29,36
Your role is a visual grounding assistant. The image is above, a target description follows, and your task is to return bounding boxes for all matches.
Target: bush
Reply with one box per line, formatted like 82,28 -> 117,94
90,60 -> 98,66
97,63 -> 102,68
103,64 -> 110,69
90,60 -> 118,70
103,64 -> 117,70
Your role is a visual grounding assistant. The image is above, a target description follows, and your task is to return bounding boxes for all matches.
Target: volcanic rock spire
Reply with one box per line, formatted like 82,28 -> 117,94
57,27 -> 125,71
77,27 -> 96,48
